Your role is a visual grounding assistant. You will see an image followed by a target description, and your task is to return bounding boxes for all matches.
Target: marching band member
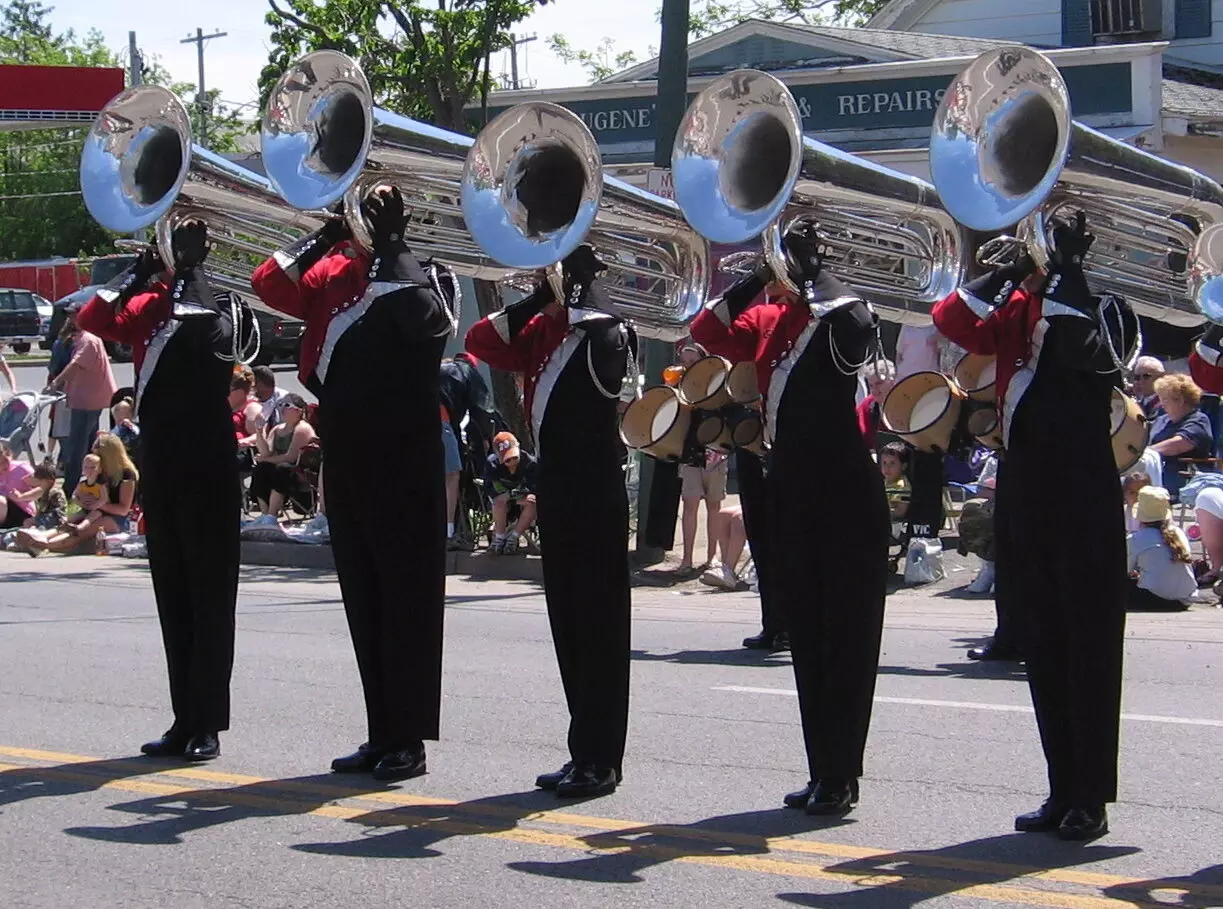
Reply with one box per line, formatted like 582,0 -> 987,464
77,219 -> 256,762
1189,323 -> 1223,395
932,213 -> 1137,840
466,245 -> 636,799
251,185 -> 453,782
692,225 -> 889,815
736,445 -> 787,651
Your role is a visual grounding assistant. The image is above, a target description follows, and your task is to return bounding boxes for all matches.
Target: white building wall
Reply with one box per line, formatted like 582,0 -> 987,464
1161,133 -> 1223,181
909,0 -> 1062,45
1166,0 -> 1223,67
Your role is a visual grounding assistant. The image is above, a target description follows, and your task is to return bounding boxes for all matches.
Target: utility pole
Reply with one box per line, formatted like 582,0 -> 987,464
128,31 -> 142,86
507,33 -> 537,89
635,0 -> 690,562
180,28 -> 228,147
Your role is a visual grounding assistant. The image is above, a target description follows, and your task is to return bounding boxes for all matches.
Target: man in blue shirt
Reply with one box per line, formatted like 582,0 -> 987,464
483,431 -> 538,554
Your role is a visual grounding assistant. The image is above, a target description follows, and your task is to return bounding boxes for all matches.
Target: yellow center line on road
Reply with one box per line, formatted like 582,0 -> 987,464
0,746 -> 1208,909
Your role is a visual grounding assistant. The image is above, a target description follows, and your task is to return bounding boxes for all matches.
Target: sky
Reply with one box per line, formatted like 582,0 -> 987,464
43,0 -> 673,115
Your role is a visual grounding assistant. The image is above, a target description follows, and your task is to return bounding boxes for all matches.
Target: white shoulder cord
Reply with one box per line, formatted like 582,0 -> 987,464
1096,295 -> 1139,376
586,322 -> 631,401
824,303 -> 878,378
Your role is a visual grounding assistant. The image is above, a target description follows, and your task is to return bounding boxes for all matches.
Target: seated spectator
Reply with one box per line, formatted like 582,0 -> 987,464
17,433 -> 137,554
0,440 -> 36,530
229,371 -> 262,471
678,448 -> 728,573
700,502 -> 748,590
1150,374 -> 1213,499
110,398 -> 140,457
1130,356 -> 1166,418
1122,470 -> 1152,533
484,431 -> 538,555
880,441 -> 911,523
25,461 -> 67,529
1127,486 -> 1196,610
1194,486 -> 1223,586
253,364 -> 288,427
247,393 -> 317,526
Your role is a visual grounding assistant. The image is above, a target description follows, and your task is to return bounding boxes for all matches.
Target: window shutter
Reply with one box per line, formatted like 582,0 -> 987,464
1062,0 -> 1094,45
1176,0 -> 1213,39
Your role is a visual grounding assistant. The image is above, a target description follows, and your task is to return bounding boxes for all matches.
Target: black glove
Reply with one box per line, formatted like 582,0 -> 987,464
561,244 -> 607,295
362,185 -> 408,247
133,245 -> 165,284
962,252 -> 1038,309
1048,211 -> 1094,271
320,199 -> 351,246
171,219 -> 210,271
781,225 -> 825,284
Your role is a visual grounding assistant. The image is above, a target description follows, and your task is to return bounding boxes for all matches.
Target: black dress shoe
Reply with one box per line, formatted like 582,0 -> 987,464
743,631 -> 774,649
140,730 -> 189,758
1058,806 -> 1108,841
967,643 -> 1021,661
1015,799 -> 1067,832
555,763 -> 618,798
535,762 -> 575,790
806,779 -> 859,815
373,745 -> 427,782
772,632 -> 790,651
784,781 -> 814,810
183,732 -> 220,762
331,743 -> 388,774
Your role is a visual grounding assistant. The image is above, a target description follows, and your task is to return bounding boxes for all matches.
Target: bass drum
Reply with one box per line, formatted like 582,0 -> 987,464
1110,388 -> 1150,474
620,385 -> 692,461
882,371 -> 966,454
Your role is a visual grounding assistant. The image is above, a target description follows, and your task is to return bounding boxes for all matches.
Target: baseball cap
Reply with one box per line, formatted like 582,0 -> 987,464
493,431 -> 520,464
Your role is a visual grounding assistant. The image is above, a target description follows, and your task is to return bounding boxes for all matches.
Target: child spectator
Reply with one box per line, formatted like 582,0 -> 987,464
483,431 -> 538,555
879,441 -> 911,522
111,398 -> 140,457
1127,486 -> 1197,610
1122,470 -> 1152,534
26,462 -> 67,529
68,453 -> 108,532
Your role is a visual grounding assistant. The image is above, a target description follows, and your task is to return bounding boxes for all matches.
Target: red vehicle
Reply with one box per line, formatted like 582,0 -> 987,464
0,257 -> 88,301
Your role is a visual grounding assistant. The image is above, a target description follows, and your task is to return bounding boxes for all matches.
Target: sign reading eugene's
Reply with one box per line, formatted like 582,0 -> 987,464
471,63 -> 1132,144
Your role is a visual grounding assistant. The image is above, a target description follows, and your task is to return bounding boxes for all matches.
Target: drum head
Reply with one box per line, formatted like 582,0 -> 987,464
679,355 -> 731,408
882,371 -> 964,454
694,411 -> 725,446
954,353 -> 998,402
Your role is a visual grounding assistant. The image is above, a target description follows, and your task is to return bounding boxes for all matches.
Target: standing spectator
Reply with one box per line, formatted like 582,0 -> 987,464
46,311 -> 117,500
678,449 -> 728,574
856,358 -> 895,450
439,352 -> 498,458
0,346 -> 15,399
46,320 -> 78,466
441,400 -> 464,548
1149,374 -> 1213,500
252,364 -> 288,427
1130,356 -> 1166,418
1127,486 -> 1196,610
0,440 -> 35,530
483,431 -> 538,554
895,323 -> 942,379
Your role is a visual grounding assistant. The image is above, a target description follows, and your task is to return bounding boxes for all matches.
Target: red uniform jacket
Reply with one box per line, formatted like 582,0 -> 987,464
250,243 -> 372,386
77,281 -> 175,377
1190,343 -> 1223,395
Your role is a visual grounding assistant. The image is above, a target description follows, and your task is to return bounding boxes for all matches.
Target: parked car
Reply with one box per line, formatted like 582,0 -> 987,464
0,287 -> 49,354
251,307 -> 305,366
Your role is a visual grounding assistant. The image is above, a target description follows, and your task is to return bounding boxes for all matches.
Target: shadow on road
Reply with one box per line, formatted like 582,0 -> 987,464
0,758 -> 169,812
1100,863 -> 1223,908
771,835 -> 1140,908
507,808 -> 853,884
631,647 -> 791,667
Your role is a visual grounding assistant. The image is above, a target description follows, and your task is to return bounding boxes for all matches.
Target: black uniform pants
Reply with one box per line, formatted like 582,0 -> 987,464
1003,451 -> 1126,805
735,449 -> 783,635
537,462 -> 631,771
771,445 -> 889,782
989,458 -> 1021,652
904,448 -> 945,539
323,432 -> 446,748
140,436 -> 240,734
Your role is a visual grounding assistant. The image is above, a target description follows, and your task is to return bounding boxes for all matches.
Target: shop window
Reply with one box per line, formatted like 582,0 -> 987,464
1090,0 -> 1162,38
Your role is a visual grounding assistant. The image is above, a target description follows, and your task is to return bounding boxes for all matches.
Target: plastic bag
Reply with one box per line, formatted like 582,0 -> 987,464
904,537 -> 945,585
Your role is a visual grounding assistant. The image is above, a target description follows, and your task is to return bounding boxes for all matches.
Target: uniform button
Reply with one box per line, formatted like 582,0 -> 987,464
331,308 -> 339,315
1014,358 -> 1023,367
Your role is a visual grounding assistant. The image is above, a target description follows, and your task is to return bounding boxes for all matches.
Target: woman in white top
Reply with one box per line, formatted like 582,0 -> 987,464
1127,486 -> 1196,610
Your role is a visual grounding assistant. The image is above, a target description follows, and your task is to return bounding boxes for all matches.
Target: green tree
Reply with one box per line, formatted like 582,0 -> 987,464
261,0 -> 555,440
141,56 -> 250,152
547,35 -> 642,83
0,1 -> 122,260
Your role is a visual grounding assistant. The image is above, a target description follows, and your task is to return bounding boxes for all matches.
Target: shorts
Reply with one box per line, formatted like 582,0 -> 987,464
1195,486 -> 1223,520
441,421 -> 462,474
680,460 -> 727,503
1,497 -> 30,529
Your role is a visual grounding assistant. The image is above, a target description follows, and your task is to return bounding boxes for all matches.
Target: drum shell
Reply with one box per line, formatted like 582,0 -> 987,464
881,370 -> 966,454
965,405 -> 1004,450
954,353 -> 998,403
679,355 -> 733,410
694,410 -> 732,451
620,385 -> 692,461
1110,388 -> 1150,474
725,360 -> 762,404
726,405 -> 765,455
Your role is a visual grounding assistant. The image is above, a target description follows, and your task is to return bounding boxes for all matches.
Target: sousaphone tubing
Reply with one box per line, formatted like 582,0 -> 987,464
621,386 -> 692,461
1110,388 -> 1150,473
882,371 -> 966,454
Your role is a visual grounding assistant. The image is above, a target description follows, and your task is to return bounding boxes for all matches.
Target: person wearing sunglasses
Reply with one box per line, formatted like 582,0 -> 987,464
1130,356 -> 1166,418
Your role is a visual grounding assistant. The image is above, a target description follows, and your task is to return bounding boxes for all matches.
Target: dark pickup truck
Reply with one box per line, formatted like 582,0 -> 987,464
0,287 -> 47,351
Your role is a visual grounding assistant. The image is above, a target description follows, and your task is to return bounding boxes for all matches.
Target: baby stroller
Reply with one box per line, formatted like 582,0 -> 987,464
0,391 -> 64,463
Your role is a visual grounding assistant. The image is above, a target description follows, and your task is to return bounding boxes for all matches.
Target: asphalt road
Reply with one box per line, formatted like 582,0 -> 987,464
2,554 -> 1222,909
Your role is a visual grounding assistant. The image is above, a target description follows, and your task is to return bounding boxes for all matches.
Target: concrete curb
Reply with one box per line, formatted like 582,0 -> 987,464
240,540 -> 544,583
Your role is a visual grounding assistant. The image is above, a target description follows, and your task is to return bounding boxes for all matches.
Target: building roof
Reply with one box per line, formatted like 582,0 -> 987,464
782,23 -> 1026,59
1163,79 -> 1223,120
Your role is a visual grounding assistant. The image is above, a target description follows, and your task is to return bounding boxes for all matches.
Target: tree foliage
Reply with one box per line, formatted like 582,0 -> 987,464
262,0 -> 553,130
547,35 -> 642,84
0,1 -> 121,260
140,56 -> 249,153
